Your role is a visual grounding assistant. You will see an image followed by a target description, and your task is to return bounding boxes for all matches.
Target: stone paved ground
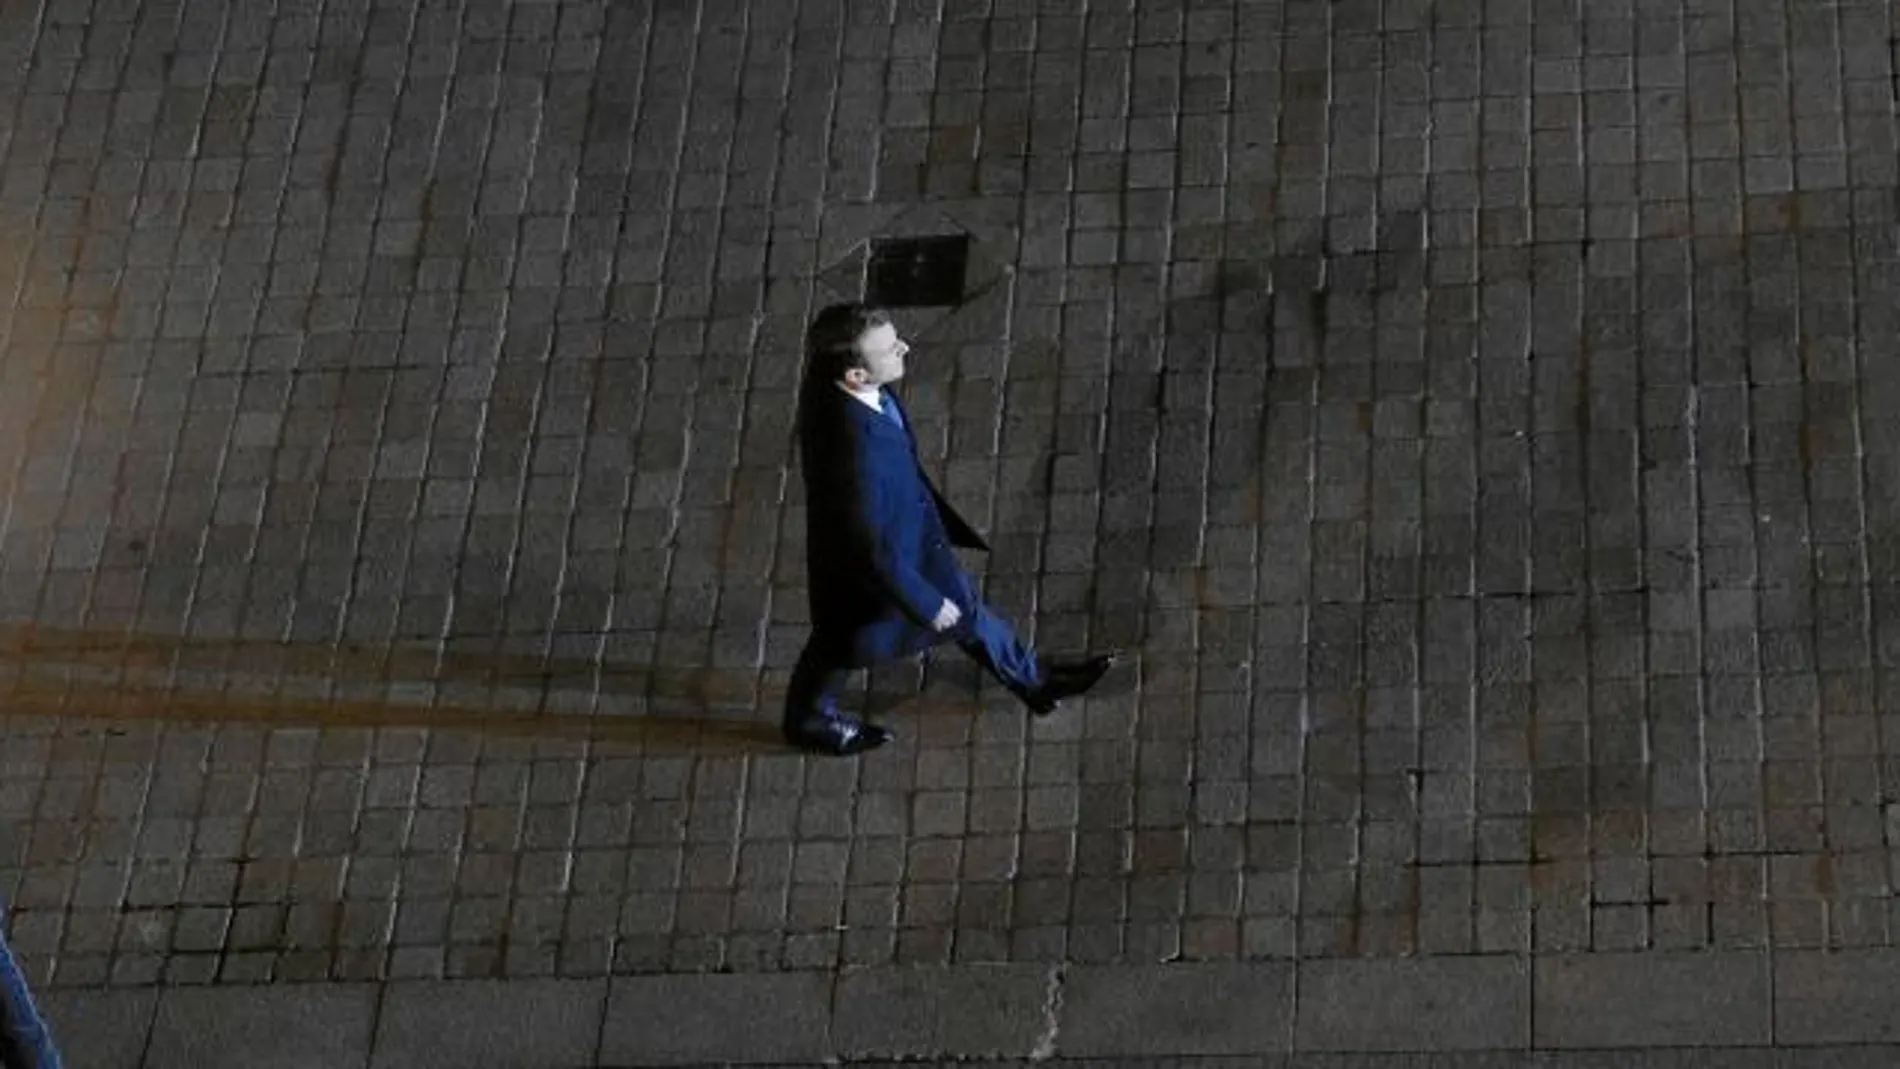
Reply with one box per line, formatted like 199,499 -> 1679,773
3,0 -> 1900,1064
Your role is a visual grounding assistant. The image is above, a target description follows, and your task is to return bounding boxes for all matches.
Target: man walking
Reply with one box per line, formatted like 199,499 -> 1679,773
784,302 -> 1116,756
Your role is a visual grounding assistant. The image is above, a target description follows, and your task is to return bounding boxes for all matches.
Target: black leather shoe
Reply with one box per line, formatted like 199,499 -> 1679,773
1021,652 -> 1120,715
783,715 -> 893,756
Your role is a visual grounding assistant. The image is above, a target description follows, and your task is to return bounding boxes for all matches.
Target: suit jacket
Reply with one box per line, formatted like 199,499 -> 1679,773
797,377 -> 989,666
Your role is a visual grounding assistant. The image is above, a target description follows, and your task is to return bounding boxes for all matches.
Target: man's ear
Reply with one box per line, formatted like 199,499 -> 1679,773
841,366 -> 867,388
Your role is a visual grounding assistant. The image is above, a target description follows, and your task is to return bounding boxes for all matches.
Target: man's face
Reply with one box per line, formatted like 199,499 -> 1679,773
845,323 -> 909,388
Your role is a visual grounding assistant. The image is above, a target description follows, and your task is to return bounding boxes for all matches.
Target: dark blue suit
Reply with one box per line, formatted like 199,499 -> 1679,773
787,376 -> 1042,727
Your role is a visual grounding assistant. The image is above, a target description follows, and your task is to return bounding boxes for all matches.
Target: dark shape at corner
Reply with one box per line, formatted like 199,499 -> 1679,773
866,234 -> 970,308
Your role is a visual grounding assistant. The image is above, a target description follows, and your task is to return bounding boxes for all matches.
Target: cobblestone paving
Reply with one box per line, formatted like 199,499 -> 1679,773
0,0 -> 1897,997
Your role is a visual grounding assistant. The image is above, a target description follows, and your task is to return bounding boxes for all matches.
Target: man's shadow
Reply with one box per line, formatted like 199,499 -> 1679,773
0,623 -> 784,755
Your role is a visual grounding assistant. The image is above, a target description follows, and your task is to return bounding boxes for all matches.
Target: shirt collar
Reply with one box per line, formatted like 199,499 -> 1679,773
837,381 -> 884,411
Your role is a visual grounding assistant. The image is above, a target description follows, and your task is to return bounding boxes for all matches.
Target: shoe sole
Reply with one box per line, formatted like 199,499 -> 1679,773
784,730 -> 893,756
1027,653 -> 1123,716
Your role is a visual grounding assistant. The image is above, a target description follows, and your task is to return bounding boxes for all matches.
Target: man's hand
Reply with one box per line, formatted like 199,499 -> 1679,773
931,599 -> 962,632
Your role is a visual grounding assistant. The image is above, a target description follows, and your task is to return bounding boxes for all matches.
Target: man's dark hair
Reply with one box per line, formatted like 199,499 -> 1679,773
805,302 -> 891,382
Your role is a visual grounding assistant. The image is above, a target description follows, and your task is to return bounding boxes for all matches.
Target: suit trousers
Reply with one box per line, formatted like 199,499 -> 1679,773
784,602 -> 1043,726
0,913 -> 60,1069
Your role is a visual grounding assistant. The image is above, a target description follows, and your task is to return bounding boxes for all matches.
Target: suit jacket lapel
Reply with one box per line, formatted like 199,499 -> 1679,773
879,389 -> 919,450
885,390 -> 990,551
847,394 -> 907,446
